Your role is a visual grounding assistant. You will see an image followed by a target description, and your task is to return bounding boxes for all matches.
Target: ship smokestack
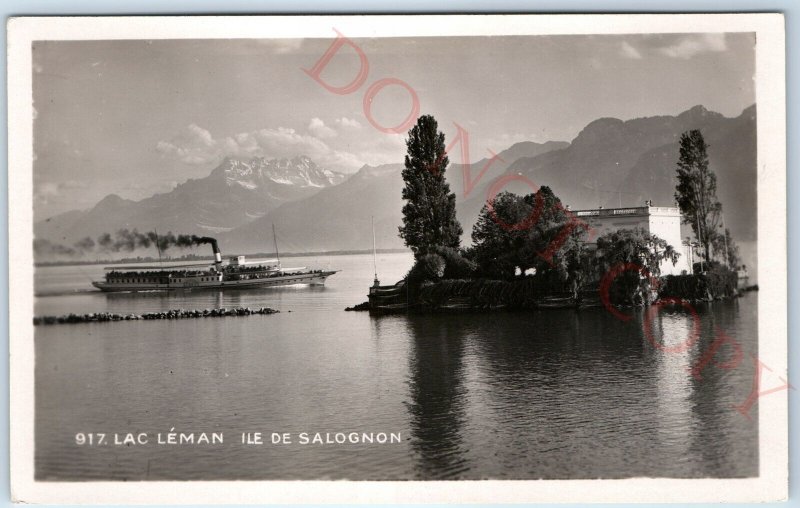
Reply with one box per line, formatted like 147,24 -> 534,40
193,236 -> 222,269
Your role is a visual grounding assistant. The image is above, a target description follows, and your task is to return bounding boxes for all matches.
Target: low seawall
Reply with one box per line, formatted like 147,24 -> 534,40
367,278 -> 598,313
364,271 -> 744,314
416,279 -> 586,310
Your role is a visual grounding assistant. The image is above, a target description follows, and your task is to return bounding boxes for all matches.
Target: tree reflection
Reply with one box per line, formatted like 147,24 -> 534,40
405,315 -> 470,479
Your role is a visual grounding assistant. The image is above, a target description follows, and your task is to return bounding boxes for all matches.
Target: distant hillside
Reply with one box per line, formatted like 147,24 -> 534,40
34,156 -> 345,251
617,105 -> 757,241
221,141 -> 570,254
223,163 -> 406,253
457,105 -> 756,243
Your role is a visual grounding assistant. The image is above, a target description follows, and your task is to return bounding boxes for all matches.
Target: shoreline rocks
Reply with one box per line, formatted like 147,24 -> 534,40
344,302 -> 370,312
33,307 -> 279,326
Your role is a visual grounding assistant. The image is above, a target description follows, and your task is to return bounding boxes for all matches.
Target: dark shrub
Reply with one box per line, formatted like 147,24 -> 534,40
703,264 -> 738,298
432,246 -> 477,280
606,271 -> 649,306
407,253 -> 446,286
660,264 -> 737,301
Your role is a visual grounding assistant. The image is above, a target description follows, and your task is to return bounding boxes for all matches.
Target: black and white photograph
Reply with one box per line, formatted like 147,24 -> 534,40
8,14 -> 788,504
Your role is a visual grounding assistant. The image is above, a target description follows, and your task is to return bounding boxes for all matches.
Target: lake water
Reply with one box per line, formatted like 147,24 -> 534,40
34,252 -> 758,480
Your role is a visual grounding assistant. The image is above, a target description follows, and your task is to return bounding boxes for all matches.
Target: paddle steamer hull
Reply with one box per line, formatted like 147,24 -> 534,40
92,270 -> 336,292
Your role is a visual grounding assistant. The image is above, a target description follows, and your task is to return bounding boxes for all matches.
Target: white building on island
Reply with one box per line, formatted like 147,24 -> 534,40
570,201 -> 693,276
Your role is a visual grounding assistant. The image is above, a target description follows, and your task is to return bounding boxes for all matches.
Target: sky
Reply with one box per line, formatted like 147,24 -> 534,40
32,33 -> 755,220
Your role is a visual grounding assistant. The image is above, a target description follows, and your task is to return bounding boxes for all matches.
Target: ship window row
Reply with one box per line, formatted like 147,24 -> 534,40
113,278 -> 167,284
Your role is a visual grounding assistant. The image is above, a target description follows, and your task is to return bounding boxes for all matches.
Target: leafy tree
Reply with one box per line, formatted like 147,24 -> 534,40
406,252 -> 446,285
674,129 -> 722,262
469,191 -> 535,279
712,227 -> 741,268
431,245 -> 477,280
469,187 -> 589,284
398,115 -> 463,258
554,231 -> 594,301
520,186 -> 587,278
595,228 -> 679,304
595,228 -> 679,275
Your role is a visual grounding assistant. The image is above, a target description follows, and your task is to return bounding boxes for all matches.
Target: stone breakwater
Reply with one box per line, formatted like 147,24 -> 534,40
33,307 -> 279,326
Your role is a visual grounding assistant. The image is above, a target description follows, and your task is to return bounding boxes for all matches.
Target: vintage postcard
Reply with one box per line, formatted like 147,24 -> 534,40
8,13 -> 787,504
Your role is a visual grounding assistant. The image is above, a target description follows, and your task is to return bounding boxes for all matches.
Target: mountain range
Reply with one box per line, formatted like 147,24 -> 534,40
36,156 -> 345,245
223,140 -> 572,253
35,105 -> 756,262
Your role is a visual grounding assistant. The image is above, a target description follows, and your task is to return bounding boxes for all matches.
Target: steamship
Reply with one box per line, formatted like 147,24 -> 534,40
91,235 -> 337,292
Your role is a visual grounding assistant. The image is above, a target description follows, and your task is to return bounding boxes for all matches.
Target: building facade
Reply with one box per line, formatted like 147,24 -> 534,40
571,203 -> 693,276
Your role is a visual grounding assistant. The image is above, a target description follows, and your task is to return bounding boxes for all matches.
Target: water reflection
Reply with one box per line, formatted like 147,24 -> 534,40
405,316 -> 470,479
686,300 -> 758,477
646,307 -> 700,471
400,300 -> 758,479
641,300 -> 758,477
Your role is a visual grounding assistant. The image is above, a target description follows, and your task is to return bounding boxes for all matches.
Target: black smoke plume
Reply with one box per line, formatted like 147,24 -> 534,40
73,236 -> 95,252
34,230 -> 219,258
96,229 -> 217,253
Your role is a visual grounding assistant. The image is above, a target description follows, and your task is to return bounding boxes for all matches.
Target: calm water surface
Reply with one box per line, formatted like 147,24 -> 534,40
34,253 -> 758,480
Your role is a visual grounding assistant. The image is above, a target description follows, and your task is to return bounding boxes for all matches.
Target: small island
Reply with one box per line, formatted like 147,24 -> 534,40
361,115 -> 747,314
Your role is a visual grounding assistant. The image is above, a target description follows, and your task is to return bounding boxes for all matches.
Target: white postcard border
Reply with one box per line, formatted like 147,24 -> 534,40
8,13 -> 787,504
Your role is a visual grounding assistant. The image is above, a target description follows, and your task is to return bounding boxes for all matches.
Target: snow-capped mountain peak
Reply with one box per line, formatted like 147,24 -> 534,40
214,156 -> 346,189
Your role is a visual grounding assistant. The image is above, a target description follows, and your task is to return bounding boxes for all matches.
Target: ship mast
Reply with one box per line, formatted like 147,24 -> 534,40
372,216 -> 379,287
272,223 -> 281,268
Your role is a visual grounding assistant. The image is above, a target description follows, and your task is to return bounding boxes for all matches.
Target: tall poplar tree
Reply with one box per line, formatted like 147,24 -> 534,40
399,115 -> 463,258
674,129 -> 722,263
